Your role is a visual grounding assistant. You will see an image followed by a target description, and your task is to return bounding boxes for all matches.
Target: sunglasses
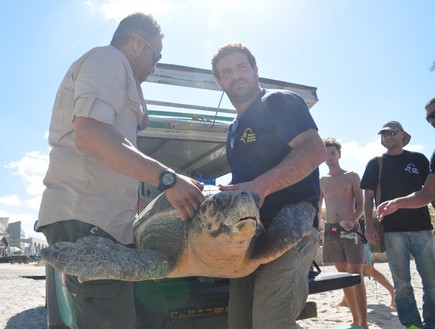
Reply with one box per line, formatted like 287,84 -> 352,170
133,33 -> 162,65
380,130 -> 399,137
426,110 -> 435,123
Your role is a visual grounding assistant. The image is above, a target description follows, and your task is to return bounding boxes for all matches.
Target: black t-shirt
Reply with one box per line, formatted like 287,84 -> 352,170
360,150 -> 432,232
226,88 -> 320,227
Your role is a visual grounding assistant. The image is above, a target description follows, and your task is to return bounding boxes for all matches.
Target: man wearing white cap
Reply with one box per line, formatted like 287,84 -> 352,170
361,121 -> 434,329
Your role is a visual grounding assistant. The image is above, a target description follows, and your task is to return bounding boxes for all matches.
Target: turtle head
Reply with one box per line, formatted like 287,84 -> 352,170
194,189 -> 262,242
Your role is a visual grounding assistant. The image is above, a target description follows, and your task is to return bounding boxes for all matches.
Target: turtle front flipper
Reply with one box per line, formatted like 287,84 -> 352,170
41,236 -> 173,282
250,202 -> 315,264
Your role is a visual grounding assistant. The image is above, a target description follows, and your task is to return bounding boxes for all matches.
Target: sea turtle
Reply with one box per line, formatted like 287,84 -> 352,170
41,186 -> 315,282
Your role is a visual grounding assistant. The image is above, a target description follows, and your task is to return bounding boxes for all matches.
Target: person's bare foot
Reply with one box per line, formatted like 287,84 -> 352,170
331,298 -> 348,308
351,323 -> 368,329
389,297 -> 396,308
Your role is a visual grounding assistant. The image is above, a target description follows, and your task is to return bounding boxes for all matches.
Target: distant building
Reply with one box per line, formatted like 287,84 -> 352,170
0,217 -> 9,257
2,221 -> 48,256
7,221 -> 23,248
20,237 -> 48,256
0,217 -> 8,233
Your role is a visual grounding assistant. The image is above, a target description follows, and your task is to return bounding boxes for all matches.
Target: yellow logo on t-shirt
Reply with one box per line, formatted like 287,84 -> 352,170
240,128 -> 256,144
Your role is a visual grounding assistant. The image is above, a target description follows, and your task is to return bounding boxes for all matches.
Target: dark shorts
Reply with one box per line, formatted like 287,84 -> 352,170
65,275 -> 135,329
41,220 -> 169,329
323,222 -> 366,264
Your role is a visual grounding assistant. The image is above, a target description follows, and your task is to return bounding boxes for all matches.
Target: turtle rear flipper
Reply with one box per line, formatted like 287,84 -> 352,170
41,236 -> 173,282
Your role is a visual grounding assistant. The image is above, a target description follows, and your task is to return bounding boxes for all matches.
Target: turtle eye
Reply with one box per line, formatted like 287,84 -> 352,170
214,193 -> 229,208
215,197 -> 224,207
200,203 -> 208,213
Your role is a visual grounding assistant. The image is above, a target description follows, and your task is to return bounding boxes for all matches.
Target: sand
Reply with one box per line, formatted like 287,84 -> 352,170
0,262 -> 46,329
0,260 -> 425,329
298,261 -> 420,329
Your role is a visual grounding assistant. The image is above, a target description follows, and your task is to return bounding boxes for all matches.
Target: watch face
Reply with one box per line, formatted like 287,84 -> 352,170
162,172 -> 175,185
159,170 -> 177,191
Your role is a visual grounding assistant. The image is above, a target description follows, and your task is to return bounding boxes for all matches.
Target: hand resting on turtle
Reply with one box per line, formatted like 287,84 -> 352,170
41,186 -> 315,282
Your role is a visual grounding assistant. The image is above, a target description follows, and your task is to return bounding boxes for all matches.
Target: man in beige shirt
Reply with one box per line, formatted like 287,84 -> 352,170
319,137 -> 368,329
38,13 -> 204,329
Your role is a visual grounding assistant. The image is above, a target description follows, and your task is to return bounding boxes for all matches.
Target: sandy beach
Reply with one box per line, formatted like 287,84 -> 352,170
0,260 -> 424,329
0,262 -> 46,329
298,260 -> 423,329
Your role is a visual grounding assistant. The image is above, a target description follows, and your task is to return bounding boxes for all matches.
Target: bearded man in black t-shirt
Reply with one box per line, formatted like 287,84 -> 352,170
377,99 -> 435,216
361,120 -> 434,329
211,43 -> 326,329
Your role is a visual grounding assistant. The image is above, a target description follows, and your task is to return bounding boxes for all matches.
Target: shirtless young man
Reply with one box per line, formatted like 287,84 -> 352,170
319,138 -> 368,329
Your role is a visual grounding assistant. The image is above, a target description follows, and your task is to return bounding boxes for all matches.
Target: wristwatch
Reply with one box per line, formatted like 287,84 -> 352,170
158,169 -> 177,192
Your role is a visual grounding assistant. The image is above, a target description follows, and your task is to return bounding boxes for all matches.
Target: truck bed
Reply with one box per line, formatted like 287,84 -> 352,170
46,265 -> 360,328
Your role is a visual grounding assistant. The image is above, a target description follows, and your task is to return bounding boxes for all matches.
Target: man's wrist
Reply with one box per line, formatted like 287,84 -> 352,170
365,216 -> 375,223
158,169 -> 177,192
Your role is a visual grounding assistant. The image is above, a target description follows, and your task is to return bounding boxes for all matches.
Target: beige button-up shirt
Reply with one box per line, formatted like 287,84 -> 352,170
38,45 -> 147,244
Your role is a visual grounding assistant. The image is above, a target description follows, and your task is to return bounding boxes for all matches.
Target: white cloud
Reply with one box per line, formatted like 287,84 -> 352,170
85,0 -> 237,29
5,151 -> 48,197
0,210 -> 34,223
0,195 -> 22,206
0,208 -> 43,239
91,0 -> 170,21
27,195 -> 44,211
320,138 -> 426,177
1,151 -> 49,238
207,6 -> 220,30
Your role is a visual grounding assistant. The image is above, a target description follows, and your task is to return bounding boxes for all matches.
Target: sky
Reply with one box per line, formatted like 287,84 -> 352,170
0,0 -> 434,240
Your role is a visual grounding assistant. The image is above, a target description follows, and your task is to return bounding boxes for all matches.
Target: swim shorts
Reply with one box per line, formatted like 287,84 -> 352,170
323,222 -> 366,264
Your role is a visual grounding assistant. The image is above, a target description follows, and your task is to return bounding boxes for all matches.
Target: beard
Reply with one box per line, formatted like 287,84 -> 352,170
223,76 -> 260,104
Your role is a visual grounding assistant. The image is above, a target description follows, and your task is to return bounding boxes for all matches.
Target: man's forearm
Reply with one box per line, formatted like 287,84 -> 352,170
348,209 -> 364,225
390,192 -> 431,209
254,130 -> 326,197
74,117 -> 167,186
391,174 -> 435,209
364,197 -> 375,225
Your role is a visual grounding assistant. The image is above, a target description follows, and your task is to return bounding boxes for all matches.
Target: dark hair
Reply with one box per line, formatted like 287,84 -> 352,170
110,13 -> 164,48
323,137 -> 341,152
425,97 -> 435,109
211,43 -> 256,79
